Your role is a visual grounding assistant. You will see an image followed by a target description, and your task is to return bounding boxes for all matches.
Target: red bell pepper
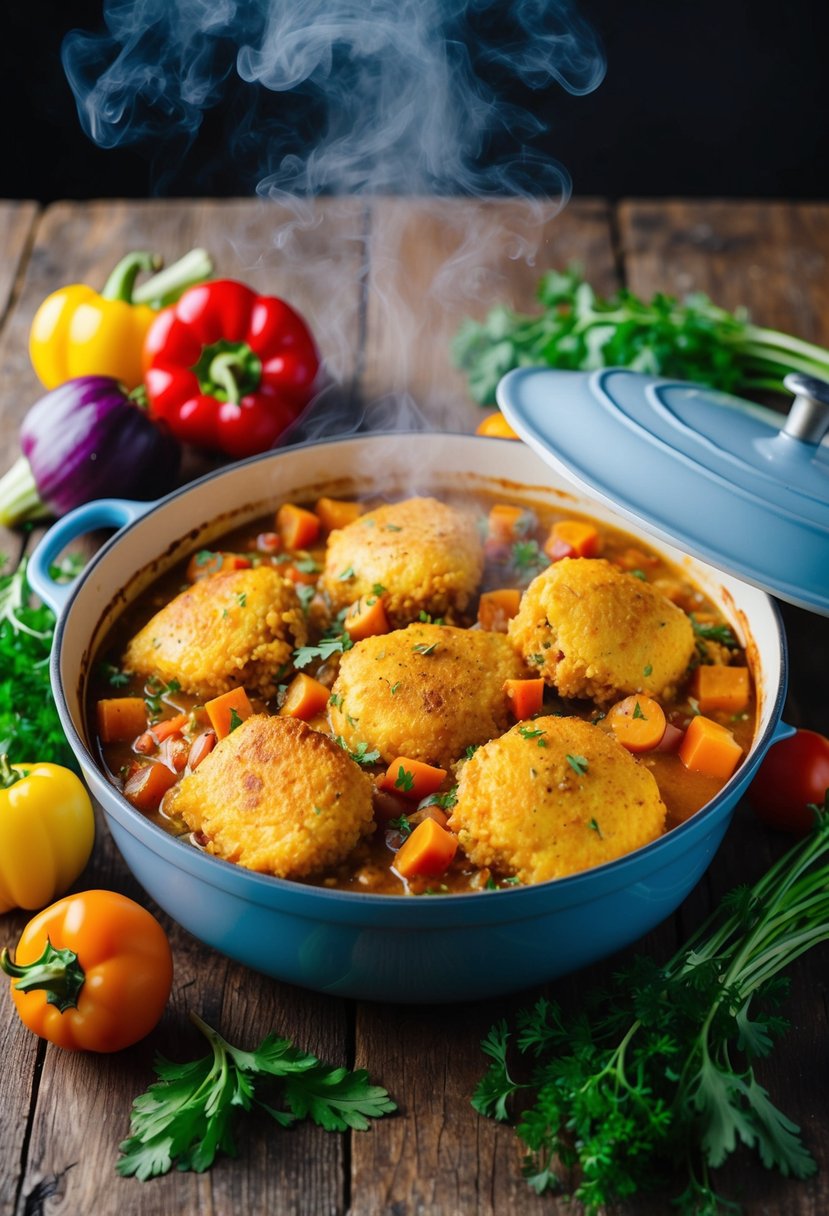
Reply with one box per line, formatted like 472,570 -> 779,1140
143,279 -> 320,459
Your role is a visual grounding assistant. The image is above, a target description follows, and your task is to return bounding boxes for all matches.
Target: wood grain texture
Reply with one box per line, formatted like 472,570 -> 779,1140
361,197 -> 615,429
620,198 -> 829,1215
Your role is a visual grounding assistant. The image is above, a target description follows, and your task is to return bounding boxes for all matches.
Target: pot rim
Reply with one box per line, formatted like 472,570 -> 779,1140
48,430 -> 790,914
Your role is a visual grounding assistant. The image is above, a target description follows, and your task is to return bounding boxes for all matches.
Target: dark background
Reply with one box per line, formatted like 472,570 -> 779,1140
4,0 -> 828,202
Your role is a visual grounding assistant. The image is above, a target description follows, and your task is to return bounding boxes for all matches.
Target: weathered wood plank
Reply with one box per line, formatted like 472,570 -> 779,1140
3,197 -> 366,1216
351,196 -> 625,1216
361,197 -> 617,429
620,198 -> 829,1215
0,201 -> 39,564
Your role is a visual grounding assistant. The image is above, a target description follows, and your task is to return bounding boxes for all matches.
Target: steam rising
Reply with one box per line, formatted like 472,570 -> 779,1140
62,0 -> 605,429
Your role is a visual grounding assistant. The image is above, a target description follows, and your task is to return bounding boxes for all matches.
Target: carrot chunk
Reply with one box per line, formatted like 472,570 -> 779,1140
381,757 -> 447,801
97,697 -> 148,743
315,497 -> 363,532
345,595 -> 390,642
280,673 -> 330,720
487,503 -> 535,543
123,761 -> 178,812
204,686 -> 254,740
691,665 -> 750,715
276,503 -> 321,550
151,711 -> 191,743
544,519 -> 601,562
679,715 -> 743,780
475,412 -> 519,439
503,678 -> 544,720
477,588 -> 521,631
394,817 -> 458,879
607,695 -> 667,753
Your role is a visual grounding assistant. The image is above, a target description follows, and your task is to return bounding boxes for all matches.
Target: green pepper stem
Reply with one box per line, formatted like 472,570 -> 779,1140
0,939 -> 86,1013
132,248 -> 214,308
101,252 -> 162,303
0,454 -> 48,528
0,754 -> 24,789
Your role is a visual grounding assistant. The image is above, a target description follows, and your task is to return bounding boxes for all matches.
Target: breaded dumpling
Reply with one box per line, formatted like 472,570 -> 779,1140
508,558 -> 694,704
449,715 -> 666,884
124,566 -> 307,701
171,714 -> 374,878
321,496 -> 484,627
329,622 -> 529,769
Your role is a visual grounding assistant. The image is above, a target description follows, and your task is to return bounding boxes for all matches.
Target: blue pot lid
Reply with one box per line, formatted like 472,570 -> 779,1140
496,367 -> 829,615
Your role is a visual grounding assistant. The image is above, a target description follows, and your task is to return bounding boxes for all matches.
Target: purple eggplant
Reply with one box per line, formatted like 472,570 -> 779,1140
0,376 -> 181,525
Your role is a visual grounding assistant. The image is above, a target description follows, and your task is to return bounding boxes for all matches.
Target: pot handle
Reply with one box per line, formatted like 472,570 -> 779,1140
27,498 -> 150,615
770,719 -> 797,744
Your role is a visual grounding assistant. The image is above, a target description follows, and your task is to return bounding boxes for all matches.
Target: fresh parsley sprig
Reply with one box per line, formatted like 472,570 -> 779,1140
453,265 -> 829,405
117,1012 -> 395,1180
472,803 -> 829,1213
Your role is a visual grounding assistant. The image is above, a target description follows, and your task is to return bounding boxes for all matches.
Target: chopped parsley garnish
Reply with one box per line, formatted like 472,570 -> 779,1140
632,701 -> 646,720
518,724 -> 547,747
294,557 -> 321,574
293,635 -> 353,669
464,744 -> 482,760
566,753 -> 589,775
100,662 -> 131,688
296,584 -> 315,611
313,805 -> 324,816
236,592 -> 247,608
194,550 -> 214,566
588,817 -> 603,837
337,566 -> 355,581
388,815 -> 412,837
383,524 -> 403,532
690,614 -> 738,649
528,654 -> 545,667
412,642 -> 438,656
420,786 -> 458,811
329,692 -> 344,709
511,539 -> 549,581
643,663 -> 653,678
144,677 -> 182,722
630,568 -> 647,581
394,766 -> 415,792
372,583 -> 386,596
228,708 -> 244,733
334,737 -> 381,766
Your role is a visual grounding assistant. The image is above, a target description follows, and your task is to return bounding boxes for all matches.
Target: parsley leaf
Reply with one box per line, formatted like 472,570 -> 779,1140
412,642 -> 438,656
293,635 -> 353,669
566,753 -> 588,775
334,736 -> 381,767
690,614 -> 739,649
388,815 -> 412,837
117,1012 -> 395,1179
394,766 -> 415,792
518,725 -> 547,748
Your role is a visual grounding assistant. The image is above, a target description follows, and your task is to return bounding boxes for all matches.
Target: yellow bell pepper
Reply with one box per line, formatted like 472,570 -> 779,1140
29,248 -> 213,392
0,755 -> 95,913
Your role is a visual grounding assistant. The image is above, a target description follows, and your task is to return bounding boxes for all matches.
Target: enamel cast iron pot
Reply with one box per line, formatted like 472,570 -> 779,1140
27,368 -> 828,1003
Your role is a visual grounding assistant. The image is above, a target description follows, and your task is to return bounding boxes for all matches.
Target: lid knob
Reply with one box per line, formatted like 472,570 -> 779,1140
782,372 -> 829,445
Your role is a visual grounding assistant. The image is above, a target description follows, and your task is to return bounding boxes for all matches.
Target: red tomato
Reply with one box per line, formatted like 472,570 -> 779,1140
747,729 -> 829,836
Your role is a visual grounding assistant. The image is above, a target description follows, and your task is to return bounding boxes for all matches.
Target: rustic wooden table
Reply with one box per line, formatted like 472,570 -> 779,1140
0,197 -> 827,1216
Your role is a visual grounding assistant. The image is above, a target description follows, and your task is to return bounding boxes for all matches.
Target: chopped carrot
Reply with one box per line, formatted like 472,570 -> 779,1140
607,695 -> 667,753
487,503 -> 535,543
123,761 -> 178,812
345,595 -> 390,642
614,546 -> 660,572
476,412 -> 519,439
503,678 -> 544,720
544,519 -> 601,562
97,697 -> 148,744
186,550 -> 251,581
380,757 -> 447,802
204,686 -> 254,740
691,665 -> 750,715
679,715 -> 743,780
409,806 -> 449,830
315,496 -> 363,532
187,729 -> 217,770
477,588 -> 521,631
394,817 -> 458,879
160,736 -> 190,772
276,503 -> 321,550
134,732 -> 156,755
280,673 -> 330,720
151,712 -> 191,743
